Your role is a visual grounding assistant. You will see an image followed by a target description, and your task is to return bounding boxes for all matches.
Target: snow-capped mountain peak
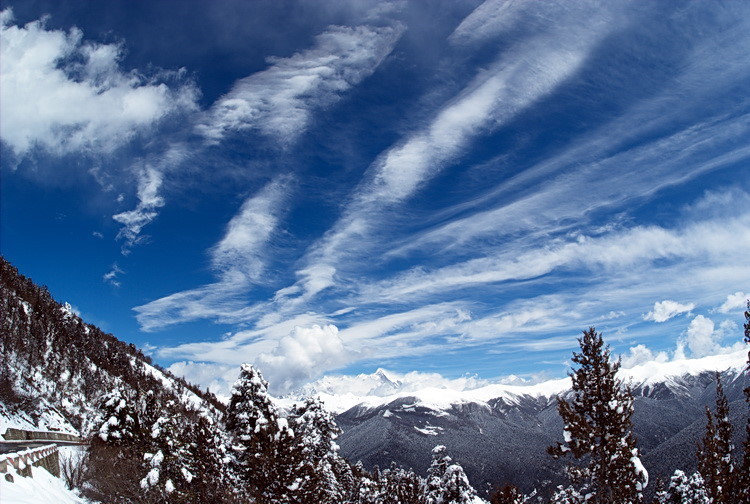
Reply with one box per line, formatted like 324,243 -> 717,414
283,348 -> 748,415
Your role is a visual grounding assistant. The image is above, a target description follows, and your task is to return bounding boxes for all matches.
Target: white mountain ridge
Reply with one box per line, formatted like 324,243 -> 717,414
281,348 -> 749,414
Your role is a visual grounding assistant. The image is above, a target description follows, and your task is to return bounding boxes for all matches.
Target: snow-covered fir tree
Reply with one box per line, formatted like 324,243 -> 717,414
424,445 -> 480,504
490,484 -> 525,504
380,462 -> 426,504
696,374 -> 734,504
290,396 -> 346,502
96,387 -> 139,446
139,400 -> 195,503
184,414 -> 235,504
425,445 -> 452,502
654,470 -> 710,504
351,461 -> 382,504
225,363 -> 298,503
737,300 -> 750,504
441,464 -> 480,504
548,327 -> 647,504
88,388 -> 147,504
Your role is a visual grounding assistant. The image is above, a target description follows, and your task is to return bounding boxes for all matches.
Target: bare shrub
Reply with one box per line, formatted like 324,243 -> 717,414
60,448 -> 89,490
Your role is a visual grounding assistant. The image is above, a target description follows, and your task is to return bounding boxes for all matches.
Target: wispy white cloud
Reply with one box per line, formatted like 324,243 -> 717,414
196,24 -> 403,144
644,300 -> 695,323
210,179 -> 289,278
111,143 -> 194,253
449,0 -> 618,47
102,263 -> 124,287
339,303 -> 470,346
276,8 -> 614,304
365,210 -> 750,302
390,112 -> 750,259
391,2 -> 750,260
0,9 -> 197,157
134,178 -> 290,331
716,291 -> 748,314
112,166 -> 166,253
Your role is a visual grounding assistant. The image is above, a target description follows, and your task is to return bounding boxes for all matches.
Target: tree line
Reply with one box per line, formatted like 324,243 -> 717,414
82,317 -> 750,504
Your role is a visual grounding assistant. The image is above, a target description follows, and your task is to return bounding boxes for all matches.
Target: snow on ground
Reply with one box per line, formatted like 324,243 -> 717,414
140,360 -> 206,410
57,445 -> 87,474
0,404 -> 39,433
0,465 -> 92,504
414,424 -> 443,436
0,402 -> 79,437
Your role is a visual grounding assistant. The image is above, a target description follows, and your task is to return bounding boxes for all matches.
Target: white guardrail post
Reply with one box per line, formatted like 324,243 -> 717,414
0,444 -> 60,478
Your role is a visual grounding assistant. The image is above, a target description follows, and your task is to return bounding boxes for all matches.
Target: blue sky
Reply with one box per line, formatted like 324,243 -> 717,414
1,0 -> 748,396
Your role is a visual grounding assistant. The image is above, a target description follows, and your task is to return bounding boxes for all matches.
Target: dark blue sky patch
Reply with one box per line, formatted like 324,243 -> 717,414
1,0 -> 749,395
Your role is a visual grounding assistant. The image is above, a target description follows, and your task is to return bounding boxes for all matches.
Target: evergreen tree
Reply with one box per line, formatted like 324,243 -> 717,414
95,387 -> 139,446
333,456 -> 357,501
737,300 -> 750,504
425,445 -> 452,504
696,374 -> 734,504
441,464 -> 480,504
225,363 -> 298,503
381,462 -> 426,504
654,470 -> 710,504
290,396 -> 346,503
88,388 -> 152,504
425,445 -> 479,504
350,461 -> 382,504
139,400 -> 195,503
490,484 -> 525,504
548,327 -> 647,504
184,414 -> 234,504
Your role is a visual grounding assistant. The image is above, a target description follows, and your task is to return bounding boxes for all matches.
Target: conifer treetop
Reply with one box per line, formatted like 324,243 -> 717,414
549,327 -> 647,504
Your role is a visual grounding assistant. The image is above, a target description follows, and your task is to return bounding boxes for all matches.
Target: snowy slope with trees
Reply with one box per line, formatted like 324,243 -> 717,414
1,255 -> 748,503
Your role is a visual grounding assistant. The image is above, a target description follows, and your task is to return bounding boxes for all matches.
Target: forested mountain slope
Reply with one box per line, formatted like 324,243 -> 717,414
0,256 -> 223,435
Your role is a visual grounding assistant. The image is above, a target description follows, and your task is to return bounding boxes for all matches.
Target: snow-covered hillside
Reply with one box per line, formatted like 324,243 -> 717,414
0,257 -> 223,437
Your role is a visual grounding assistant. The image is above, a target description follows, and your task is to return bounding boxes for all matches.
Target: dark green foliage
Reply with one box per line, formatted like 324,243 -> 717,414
548,327 -> 646,504
737,300 -> 750,504
653,470 -> 710,504
225,364 -> 299,503
290,396 -> 347,502
697,375 -> 735,504
490,484 -> 525,504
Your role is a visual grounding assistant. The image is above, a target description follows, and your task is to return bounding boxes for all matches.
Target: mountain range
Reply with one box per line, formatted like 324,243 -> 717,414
290,352 -> 749,496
